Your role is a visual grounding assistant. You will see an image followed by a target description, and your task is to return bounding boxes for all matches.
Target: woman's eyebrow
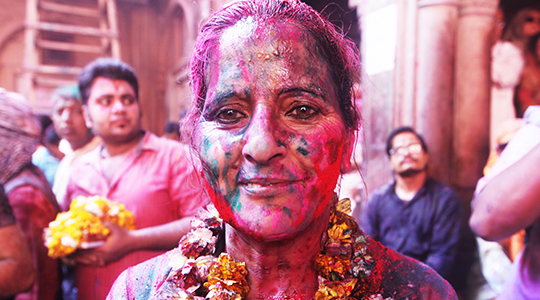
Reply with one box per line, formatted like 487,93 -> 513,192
208,90 -> 236,106
207,88 -> 251,107
278,87 -> 322,98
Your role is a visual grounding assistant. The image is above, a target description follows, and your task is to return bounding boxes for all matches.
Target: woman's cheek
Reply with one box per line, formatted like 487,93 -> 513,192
200,127 -> 245,197
292,129 -> 344,171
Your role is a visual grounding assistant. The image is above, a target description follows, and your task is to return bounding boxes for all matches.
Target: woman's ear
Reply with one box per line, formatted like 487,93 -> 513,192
340,130 -> 355,173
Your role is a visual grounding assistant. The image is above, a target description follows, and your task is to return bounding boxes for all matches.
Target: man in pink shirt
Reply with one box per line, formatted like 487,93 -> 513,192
64,58 -> 207,300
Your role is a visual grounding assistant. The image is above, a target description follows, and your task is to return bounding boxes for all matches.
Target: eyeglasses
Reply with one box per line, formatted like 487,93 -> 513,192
525,17 -> 540,24
389,143 -> 423,156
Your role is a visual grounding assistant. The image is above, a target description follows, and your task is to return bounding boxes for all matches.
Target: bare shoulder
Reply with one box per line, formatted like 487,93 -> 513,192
363,236 -> 457,300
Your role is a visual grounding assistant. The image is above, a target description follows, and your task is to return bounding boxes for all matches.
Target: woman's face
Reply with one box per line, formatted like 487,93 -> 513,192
523,10 -> 540,38
195,18 -> 353,241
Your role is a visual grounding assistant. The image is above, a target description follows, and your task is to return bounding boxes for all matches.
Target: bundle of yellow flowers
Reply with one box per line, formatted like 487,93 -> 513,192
44,195 -> 136,258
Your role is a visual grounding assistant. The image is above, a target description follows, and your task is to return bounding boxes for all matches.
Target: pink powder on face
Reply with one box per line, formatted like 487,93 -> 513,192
197,18 -> 351,241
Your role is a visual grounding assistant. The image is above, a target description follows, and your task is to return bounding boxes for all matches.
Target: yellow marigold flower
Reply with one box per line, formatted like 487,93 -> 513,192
44,195 -> 136,258
315,254 -> 352,278
328,223 -> 352,245
205,253 -> 249,299
315,277 -> 357,300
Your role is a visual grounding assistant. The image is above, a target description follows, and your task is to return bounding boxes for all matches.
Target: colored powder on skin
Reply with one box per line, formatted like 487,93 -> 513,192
283,206 -> 291,217
296,147 -> 309,156
224,188 -> 241,213
232,197 -> 242,211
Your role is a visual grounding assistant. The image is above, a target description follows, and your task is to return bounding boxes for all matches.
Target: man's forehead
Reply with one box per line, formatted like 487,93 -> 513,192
54,97 -> 80,108
90,77 -> 135,96
393,132 -> 420,145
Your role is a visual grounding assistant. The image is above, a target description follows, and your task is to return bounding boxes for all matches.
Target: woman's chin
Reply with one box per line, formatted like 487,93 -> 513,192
228,211 -> 310,243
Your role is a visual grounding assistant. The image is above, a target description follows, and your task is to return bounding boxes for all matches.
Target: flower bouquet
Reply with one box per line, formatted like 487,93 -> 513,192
44,195 -> 136,258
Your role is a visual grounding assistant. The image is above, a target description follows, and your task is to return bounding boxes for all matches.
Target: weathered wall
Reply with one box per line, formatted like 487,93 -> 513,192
0,0 -> 214,134
0,0 -> 26,96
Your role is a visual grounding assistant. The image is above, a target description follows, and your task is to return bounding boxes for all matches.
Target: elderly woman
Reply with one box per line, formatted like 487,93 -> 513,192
0,89 -> 60,300
107,0 -> 455,299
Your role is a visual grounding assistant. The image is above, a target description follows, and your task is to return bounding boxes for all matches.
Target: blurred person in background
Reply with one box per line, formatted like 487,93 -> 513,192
0,184 -> 34,300
515,32 -> 540,117
468,118 -> 525,300
50,85 -> 100,211
490,6 -> 540,147
0,88 -> 60,300
361,126 -> 463,282
32,115 -> 63,187
62,58 -> 207,300
162,121 -> 180,141
470,105 -> 540,299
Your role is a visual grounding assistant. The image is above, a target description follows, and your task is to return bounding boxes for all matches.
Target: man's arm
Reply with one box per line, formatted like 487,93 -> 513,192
72,217 -> 192,266
424,189 -> 463,279
74,144 -> 205,266
470,143 -> 540,241
0,224 -> 35,297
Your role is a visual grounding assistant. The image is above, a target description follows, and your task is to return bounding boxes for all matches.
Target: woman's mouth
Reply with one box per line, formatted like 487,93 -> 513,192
238,178 -> 299,197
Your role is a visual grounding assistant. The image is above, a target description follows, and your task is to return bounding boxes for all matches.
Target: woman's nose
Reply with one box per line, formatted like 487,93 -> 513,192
242,107 -> 286,165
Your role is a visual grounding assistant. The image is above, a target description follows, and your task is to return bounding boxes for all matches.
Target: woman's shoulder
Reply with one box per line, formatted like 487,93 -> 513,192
363,236 -> 457,300
107,250 -> 175,300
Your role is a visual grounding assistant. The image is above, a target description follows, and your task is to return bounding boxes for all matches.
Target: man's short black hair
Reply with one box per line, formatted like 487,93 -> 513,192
51,85 -> 82,104
164,121 -> 180,134
36,114 -> 52,137
44,124 -> 61,146
78,57 -> 139,105
386,126 -> 428,156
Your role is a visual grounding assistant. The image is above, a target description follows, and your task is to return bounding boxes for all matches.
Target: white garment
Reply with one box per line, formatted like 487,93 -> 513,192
476,237 -> 513,296
490,41 -> 524,149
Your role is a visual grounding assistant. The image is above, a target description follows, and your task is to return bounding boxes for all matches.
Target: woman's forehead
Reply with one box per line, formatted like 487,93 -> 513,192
204,20 -> 336,102
218,17 -> 314,57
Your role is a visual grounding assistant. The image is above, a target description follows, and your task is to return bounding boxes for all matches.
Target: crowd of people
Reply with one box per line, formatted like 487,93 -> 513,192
0,0 -> 539,300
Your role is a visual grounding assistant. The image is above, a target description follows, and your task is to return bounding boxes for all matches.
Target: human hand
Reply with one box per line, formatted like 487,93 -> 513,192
72,221 -> 135,266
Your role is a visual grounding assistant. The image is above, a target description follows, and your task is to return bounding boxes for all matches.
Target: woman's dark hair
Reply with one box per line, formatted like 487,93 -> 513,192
185,0 -> 361,142
385,126 -> 428,157
527,32 -> 540,62
78,57 -> 139,105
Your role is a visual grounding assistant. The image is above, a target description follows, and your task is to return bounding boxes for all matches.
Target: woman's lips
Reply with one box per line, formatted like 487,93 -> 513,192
238,179 -> 299,197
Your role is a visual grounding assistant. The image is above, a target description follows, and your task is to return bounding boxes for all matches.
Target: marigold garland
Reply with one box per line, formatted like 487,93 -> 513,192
44,195 -> 136,258
154,195 -> 390,300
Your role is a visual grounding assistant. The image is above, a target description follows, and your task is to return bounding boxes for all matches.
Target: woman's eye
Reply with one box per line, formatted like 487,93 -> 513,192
287,105 -> 318,119
216,109 -> 246,124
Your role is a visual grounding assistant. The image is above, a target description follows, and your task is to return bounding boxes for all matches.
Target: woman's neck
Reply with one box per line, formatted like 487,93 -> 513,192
225,206 -> 331,300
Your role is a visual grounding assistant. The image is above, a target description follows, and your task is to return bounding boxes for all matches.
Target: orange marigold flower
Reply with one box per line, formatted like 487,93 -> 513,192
205,253 -> 249,299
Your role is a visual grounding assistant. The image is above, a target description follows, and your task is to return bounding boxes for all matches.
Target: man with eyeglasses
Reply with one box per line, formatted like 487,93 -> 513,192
360,126 -> 463,283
